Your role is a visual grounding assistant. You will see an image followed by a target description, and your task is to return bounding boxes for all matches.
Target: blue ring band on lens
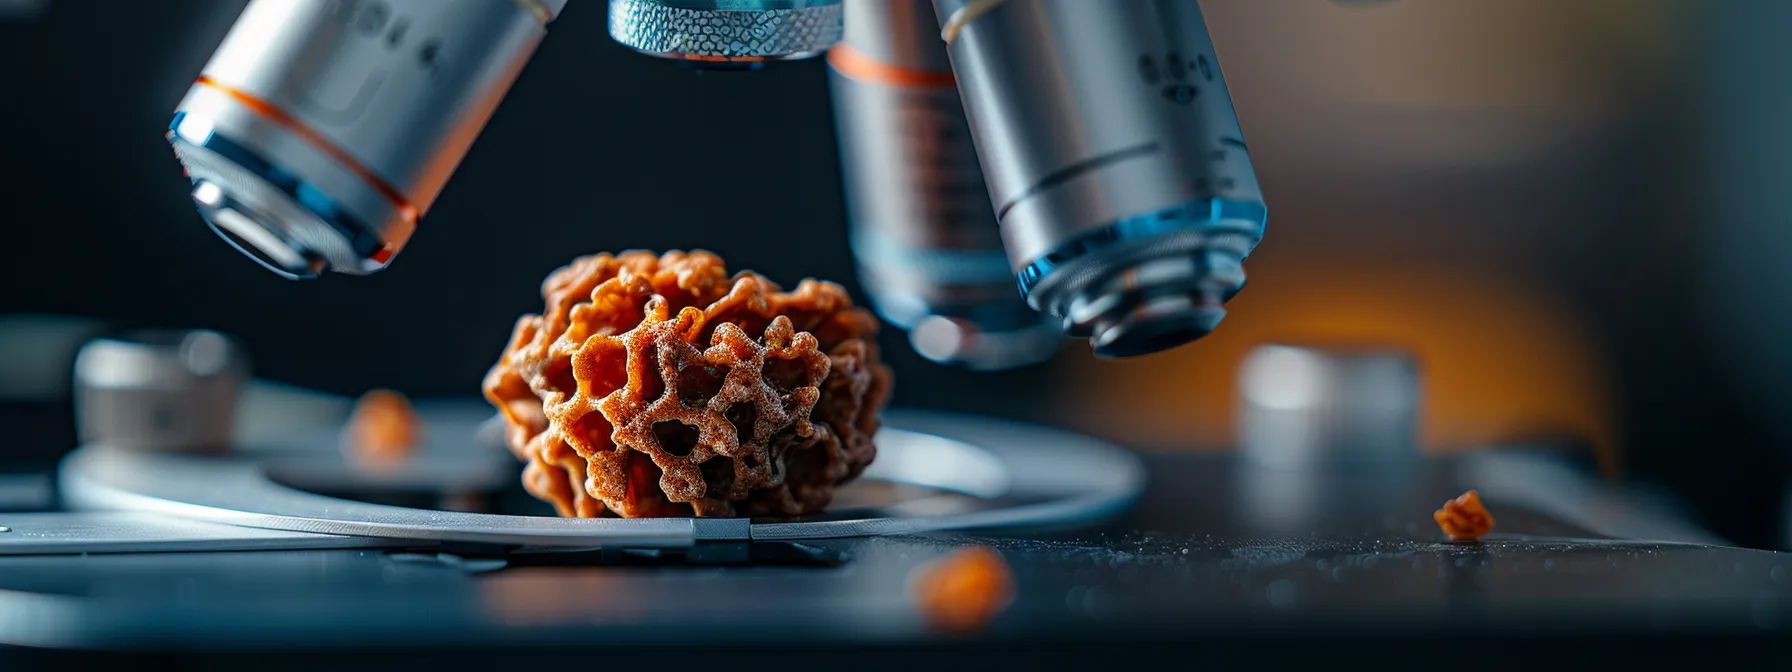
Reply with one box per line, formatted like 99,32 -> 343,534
167,111 -> 384,259
850,231 -> 1014,285
1015,197 -> 1267,299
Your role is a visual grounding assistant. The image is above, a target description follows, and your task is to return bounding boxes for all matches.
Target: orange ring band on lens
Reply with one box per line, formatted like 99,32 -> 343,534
673,53 -> 768,64
827,44 -> 957,89
192,76 -> 420,225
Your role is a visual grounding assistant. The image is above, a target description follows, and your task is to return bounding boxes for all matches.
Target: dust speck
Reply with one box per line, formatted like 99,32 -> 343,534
1267,579 -> 1298,609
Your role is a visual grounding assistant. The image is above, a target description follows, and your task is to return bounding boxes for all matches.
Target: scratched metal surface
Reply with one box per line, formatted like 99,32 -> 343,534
0,453 -> 1787,654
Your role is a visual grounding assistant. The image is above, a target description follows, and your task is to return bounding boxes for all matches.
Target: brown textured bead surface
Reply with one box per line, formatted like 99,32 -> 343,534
483,251 -> 892,518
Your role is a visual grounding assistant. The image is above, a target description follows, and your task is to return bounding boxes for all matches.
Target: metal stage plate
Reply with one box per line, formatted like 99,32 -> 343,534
51,407 -> 1146,552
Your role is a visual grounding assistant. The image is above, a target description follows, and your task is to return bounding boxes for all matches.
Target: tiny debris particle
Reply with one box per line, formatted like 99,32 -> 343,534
1433,490 -> 1495,541
912,546 -> 1014,635
1266,579 -> 1298,609
342,388 -> 422,471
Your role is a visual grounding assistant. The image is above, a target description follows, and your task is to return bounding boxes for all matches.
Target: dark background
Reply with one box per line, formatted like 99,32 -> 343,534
3,1 -> 1791,549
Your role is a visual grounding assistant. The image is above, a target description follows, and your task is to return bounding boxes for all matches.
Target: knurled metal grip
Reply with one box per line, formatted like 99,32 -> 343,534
608,0 -> 844,62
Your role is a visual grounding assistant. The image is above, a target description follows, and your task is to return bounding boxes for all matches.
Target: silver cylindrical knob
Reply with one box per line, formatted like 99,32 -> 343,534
934,0 -> 1267,358
168,0 -> 564,278
74,331 -> 249,453
830,0 -> 1060,370
609,0 -> 844,67
1238,344 -> 1421,470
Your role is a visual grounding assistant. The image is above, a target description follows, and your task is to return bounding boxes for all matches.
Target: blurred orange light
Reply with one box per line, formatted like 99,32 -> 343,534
1061,258 -> 1615,473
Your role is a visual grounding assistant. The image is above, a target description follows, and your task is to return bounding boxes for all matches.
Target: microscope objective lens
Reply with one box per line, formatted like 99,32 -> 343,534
935,0 -> 1267,357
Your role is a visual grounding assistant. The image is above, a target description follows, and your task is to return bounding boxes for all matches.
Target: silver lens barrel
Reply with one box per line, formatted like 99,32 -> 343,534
830,0 -> 1059,370
608,0 -> 843,66
168,0 -> 563,279
934,0 -> 1267,358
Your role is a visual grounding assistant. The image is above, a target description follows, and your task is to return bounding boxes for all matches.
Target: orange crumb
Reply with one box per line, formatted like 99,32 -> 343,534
1434,490 -> 1495,541
912,547 -> 1014,634
343,389 -> 421,469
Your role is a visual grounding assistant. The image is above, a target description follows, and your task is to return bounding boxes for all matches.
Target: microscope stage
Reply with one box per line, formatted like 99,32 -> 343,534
0,404 -> 1786,665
